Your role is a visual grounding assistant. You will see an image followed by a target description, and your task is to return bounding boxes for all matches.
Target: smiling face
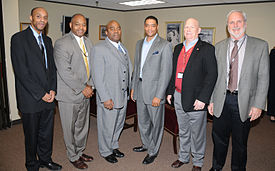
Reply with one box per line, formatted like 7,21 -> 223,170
227,11 -> 247,40
30,8 -> 48,34
70,15 -> 87,38
144,19 -> 158,41
106,20 -> 121,43
184,18 -> 201,43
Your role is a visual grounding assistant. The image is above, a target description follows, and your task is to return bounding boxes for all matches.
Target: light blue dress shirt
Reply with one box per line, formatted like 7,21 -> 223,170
183,38 -> 198,51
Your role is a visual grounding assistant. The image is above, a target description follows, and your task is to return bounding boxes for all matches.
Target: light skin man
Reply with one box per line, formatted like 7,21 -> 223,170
208,10 -> 269,171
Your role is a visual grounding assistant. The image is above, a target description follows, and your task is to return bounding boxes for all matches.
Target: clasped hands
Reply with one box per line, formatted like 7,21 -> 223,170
42,90 -> 55,103
82,85 -> 94,98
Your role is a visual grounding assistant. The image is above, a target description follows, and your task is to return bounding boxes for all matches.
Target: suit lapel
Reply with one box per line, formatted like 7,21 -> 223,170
105,39 -> 127,66
184,40 -> 201,74
239,36 -> 252,80
143,36 -> 160,68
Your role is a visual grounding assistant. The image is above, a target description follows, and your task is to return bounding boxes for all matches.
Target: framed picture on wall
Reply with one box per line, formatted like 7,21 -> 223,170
165,21 -> 183,47
199,27 -> 216,45
20,22 -> 30,31
99,25 -> 107,40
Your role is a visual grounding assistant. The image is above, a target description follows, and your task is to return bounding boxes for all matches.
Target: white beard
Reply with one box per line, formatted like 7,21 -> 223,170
228,27 -> 246,39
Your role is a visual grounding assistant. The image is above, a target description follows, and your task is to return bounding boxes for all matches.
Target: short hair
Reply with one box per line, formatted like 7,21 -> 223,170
71,13 -> 85,22
226,10 -> 247,24
31,7 -> 44,16
144,16 -> 158,25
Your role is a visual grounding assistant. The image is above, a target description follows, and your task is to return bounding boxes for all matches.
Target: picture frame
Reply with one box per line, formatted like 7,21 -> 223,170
199,27 -> 216,45
99,25 -> 107,40
165,21 -> 183,47
20,22 -> 30,31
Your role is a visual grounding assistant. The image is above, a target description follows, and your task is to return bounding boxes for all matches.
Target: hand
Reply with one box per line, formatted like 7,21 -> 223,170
48,90 -> 56,103
167,95 -> 172,105
152,97 -> 161,107
104,99 -> 114,110
130,89 -> 135,102
249,107 -> 262,121
208,103 -> 214,115
42,93 -> 52,103
193,99 -> 205,110
82,85 -> 94,98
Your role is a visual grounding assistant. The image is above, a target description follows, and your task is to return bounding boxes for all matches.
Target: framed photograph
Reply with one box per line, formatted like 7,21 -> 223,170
166,21 -> 183,47
20,22 -> 30,31
99,25 -> 107,40
199,27 -> 216,45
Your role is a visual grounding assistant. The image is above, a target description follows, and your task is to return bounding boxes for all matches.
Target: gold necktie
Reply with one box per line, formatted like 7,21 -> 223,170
80,39 -> 89,78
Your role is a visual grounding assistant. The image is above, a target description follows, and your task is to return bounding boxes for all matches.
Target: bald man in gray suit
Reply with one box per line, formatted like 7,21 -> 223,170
131,16 -> 172,165
92,20 -> 132,164
208,10 -> 269,171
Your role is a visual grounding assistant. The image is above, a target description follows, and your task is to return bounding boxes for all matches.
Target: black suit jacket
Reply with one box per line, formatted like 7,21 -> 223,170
11,27 -> 56,113
167,39 -> 217,112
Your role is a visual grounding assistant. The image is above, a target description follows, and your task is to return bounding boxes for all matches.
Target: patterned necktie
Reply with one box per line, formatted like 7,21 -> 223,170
118,44 -> 124,54
38,35 -> 47,69
80,39 -> 89,78
228,40 -> 239,92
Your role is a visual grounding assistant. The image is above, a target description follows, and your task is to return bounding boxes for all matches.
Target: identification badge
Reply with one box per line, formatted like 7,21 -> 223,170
177,72 -> 183,79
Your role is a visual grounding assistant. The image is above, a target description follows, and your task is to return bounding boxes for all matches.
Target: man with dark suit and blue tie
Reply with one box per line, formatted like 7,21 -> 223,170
10,7 -> 62,171
131,16 -> 173,165
208,10 -> 270,171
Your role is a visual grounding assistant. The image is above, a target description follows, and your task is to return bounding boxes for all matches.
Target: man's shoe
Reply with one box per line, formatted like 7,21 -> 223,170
192,166 -> 201,171
209,168 -> 222,171
40,161 -> 62,170
171,160 -> 187,168
80,154 -> 93,162
70,159 -> 88,169
113,149 -> 124,158
142,154 -> 157,164
133,146 -> 147,152
104,154 -> 118,163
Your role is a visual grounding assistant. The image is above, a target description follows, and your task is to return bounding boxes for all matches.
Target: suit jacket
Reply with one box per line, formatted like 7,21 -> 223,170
54,31 -> 94,103
167,39 -> 218,112
131,35 -> 173,104
212,36 -> 269,122
11,27 -> 56,113
92,39 -> 132,109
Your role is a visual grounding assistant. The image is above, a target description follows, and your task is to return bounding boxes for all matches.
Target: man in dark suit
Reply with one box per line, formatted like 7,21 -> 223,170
10,7 -> 62,171
166,18 -> 217,171
208,10 -> 269,171
131,16 -> 173,165
54,14 -> 94,170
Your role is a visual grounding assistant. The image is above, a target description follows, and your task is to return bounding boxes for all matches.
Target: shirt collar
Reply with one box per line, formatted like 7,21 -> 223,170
183,38 -> 198,51
144,33 -> 158,44
107,37 -> 121,49
30,25 -> 42,39
230,34 -> 247,45
72,33 -> 84,45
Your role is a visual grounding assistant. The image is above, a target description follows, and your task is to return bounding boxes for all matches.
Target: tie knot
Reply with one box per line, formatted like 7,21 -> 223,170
234,40 -> 238,45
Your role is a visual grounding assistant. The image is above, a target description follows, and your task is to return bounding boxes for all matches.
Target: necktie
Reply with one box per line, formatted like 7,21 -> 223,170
38,35 -> 47,69
118,44 -> 124,54
80,39 -> 90,78
228,40 -> 239,92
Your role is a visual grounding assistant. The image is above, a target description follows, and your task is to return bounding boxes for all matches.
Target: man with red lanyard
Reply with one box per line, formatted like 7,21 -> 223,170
167,18 -> 217,171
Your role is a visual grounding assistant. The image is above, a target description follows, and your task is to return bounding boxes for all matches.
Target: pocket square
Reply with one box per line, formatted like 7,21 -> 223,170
152,51 -> 159,55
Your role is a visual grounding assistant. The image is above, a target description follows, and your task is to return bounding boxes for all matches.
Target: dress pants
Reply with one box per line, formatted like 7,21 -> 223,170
174,91 -> 206,167
96,92 -> 127,157
58,98 -> 90,162
22,109 -> 54,171
136,81 -> 165,156
212,93 -> 250,171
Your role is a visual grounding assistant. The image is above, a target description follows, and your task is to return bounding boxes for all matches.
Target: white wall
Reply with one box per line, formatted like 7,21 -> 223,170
4,0 -> 275,121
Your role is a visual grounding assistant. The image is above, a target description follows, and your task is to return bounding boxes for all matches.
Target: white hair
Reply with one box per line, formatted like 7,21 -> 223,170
226,10 -> 247,24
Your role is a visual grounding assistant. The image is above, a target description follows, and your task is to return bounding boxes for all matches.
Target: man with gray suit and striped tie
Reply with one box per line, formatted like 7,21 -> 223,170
92,20 -> 132,164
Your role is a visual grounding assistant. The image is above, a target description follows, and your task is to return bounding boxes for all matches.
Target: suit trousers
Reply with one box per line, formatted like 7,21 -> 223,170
96,92 -> 127,157
22,109 -> 54,171
174,91 -> 206,167
212,93 -> 250,171
58,98 -> 90,162
136,81 -> 165,156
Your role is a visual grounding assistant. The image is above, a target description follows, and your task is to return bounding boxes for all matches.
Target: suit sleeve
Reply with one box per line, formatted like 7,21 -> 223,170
87,45 -> 95,88
253,41 -> 269,109
91,46 -> 111,102
11,34 -> 46,101
155,42 -> 173,99
197,45 -> 218,104
48,38 -> 57,92
131,41 -> 140,91
54,39 -> 85,95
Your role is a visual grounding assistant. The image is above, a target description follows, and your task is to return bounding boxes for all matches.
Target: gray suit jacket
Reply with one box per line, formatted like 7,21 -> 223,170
212,36 -> 269,122
92,39 -> 133,109
54,32 -> 94,103
131,35 -> 173,104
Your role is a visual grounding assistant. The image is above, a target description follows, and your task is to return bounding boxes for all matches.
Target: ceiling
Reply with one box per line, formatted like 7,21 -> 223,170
39,0 -> 273,11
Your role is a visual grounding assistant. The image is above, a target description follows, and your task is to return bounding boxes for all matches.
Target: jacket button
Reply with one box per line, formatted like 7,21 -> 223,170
123,80 -> 125,82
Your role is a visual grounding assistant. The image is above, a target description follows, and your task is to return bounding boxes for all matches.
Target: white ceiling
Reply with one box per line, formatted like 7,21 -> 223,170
40,0 -> 273,11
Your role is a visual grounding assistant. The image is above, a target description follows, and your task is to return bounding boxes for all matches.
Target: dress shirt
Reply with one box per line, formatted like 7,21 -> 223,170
72,34 -> 90,67
183,38 -> 198,51
226,35 -> 247,90
30,26 -> 48,68
106,37 -> 126,54
140,33 -> 158,78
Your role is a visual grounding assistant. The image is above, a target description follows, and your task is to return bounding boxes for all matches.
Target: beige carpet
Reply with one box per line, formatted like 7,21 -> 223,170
0,109 -> 275,171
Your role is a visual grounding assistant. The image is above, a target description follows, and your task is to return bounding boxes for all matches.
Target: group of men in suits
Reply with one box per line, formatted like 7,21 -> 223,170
11,6 -> 269,171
